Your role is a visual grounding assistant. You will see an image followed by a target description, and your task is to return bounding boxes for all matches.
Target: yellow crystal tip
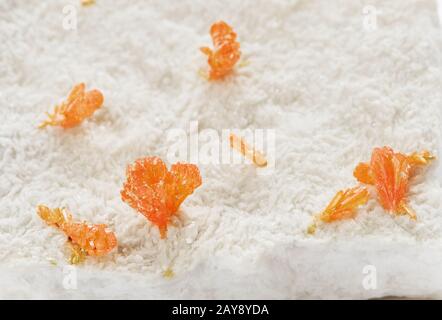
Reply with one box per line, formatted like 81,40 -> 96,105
81,0 -> 95,6
69,243 -> 87,265
162,268 -> 175,279
307,223 -> 317,235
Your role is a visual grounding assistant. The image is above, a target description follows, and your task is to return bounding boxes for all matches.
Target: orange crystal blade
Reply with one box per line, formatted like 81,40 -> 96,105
229,133 -> 268,167
169,163 -> 203,210
308,186 -> 369,234
319,186 -> 369,223
67,83 -> 86,103
370,147 -> 410,214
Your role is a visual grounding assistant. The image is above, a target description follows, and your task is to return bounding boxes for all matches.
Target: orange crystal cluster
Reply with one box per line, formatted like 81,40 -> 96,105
200,21 -> 241,80
37,205 -> 117,263
121,157 -> 202,239
310,147 -> 435,233
39,83 -> 104,129
354,147 -> 435,220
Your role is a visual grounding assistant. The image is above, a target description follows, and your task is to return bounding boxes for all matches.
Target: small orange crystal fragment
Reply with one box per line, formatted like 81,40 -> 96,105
121,157 -> 202,239
39,83 -> 104,129
229,133 -> 267,167
200,21 -> 241,80
81,0 -> 95,6
308,186 -> 369,234
354,147 -> 435,220
37,205 -> 117,263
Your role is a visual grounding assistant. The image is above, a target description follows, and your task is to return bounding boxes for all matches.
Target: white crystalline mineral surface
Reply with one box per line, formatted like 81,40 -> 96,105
0,0 -> 441,299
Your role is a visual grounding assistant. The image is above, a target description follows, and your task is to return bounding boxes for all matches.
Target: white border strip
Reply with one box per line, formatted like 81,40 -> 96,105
438,0 -> 442,27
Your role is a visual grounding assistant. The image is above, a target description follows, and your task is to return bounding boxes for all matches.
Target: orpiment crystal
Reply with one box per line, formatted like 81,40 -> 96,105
200,21 -> 241,80
229,133 -> 267,167
354,146 -> 435,220
121,157 -> 202,239
37,205 -> 117,264
308,186 -> 369,234
39,83 -> 103,129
